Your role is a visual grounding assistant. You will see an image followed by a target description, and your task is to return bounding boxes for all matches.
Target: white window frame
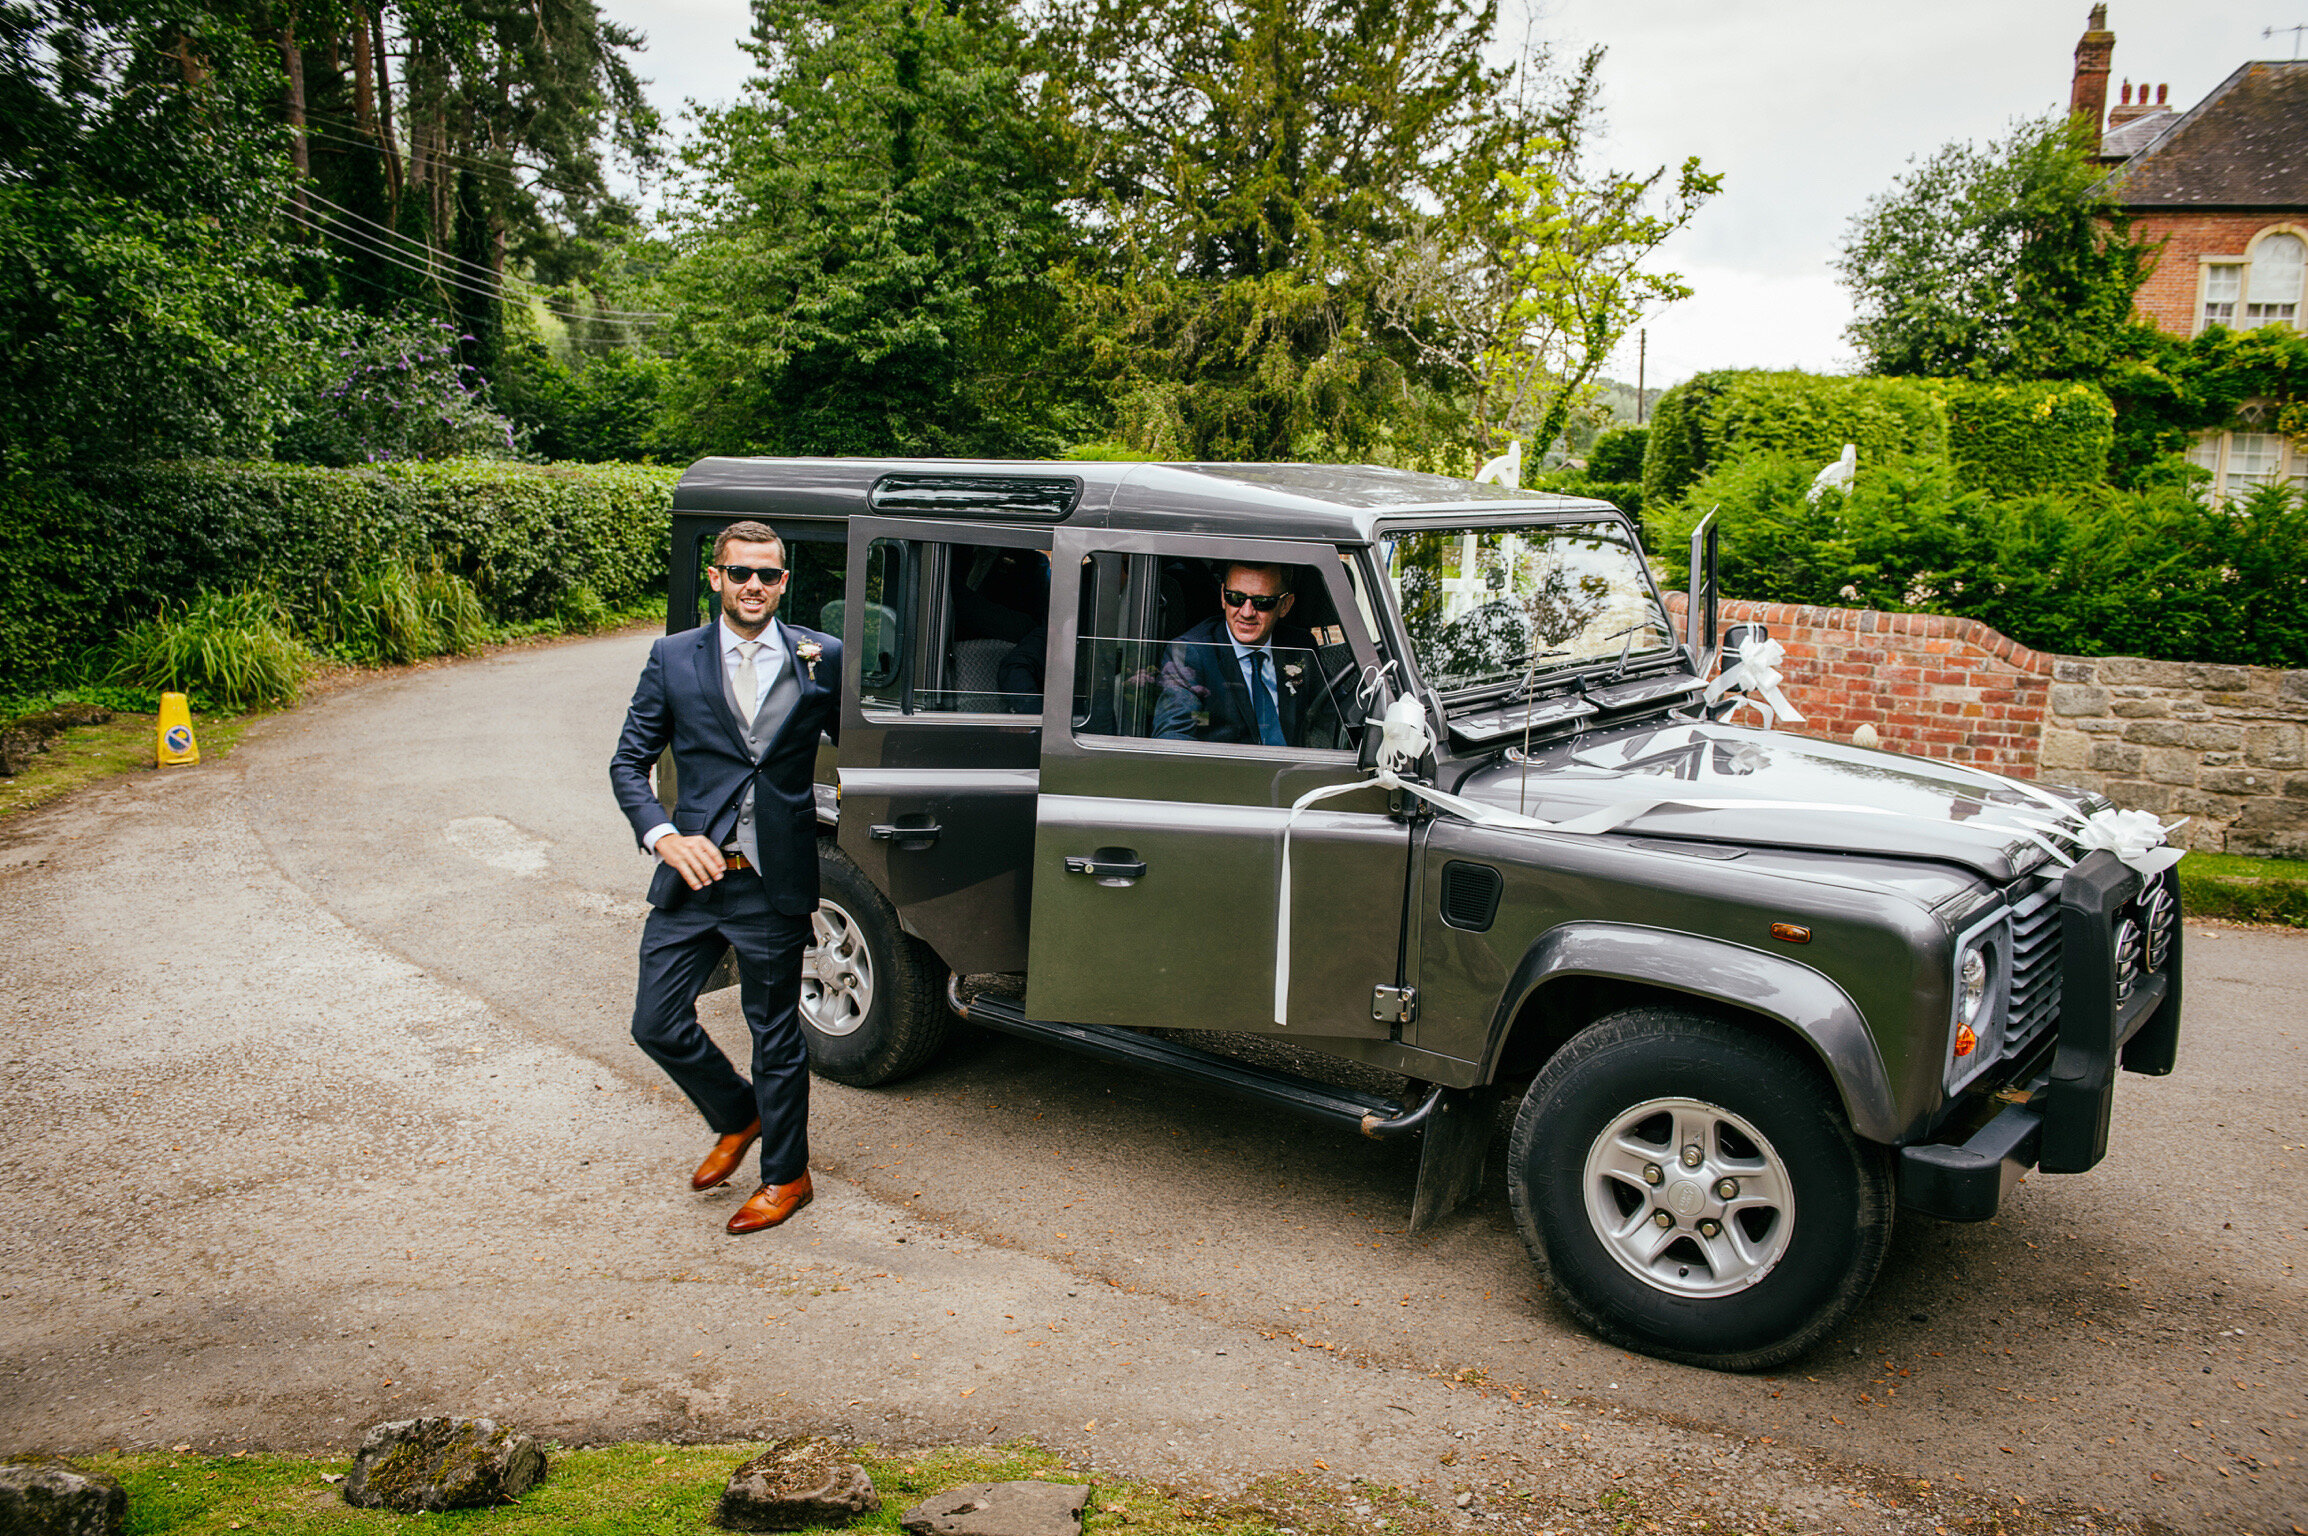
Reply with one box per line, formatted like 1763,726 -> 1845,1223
2190,424 -> 2306,504
2193,224 -> 2308,336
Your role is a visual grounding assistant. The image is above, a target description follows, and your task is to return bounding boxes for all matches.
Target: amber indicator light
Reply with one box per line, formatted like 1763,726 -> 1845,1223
1770,922 -> 1811,944
1954,1022 -> 1978,1058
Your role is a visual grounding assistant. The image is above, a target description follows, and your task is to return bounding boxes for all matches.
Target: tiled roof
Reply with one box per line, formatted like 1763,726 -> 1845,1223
2111,60 -> 2308,207
2097,109 -> 2176,159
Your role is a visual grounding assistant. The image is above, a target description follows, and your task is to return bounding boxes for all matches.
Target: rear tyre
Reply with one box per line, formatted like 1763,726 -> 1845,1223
799,844 -> 947,1087
1508,1007 -> 1893,1372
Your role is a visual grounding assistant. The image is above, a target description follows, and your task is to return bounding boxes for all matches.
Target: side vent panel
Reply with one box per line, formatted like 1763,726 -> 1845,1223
1440,860 -> 1503,932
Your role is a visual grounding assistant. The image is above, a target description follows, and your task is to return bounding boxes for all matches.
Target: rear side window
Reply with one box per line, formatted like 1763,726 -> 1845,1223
854,537 -> 1050,717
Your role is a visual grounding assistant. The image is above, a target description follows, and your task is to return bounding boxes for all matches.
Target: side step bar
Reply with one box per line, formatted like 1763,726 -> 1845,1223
960,989 -> 1414,1130
956,987 -> 1497,1232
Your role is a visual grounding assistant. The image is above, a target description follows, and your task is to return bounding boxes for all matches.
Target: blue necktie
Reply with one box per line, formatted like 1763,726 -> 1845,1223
1250,651 -> 1285,747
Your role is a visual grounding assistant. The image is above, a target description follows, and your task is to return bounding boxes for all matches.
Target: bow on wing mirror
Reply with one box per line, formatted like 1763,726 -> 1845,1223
1723,622 -> 1769,653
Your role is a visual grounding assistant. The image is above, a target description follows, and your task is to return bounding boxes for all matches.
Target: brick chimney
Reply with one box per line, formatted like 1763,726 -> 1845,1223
2070,4 -> 2115,151
2107,79 -> 2171,129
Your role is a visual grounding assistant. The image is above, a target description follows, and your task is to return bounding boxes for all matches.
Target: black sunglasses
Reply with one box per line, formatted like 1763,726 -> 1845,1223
1221,588 -> 1285,612
714,563 -> 787,586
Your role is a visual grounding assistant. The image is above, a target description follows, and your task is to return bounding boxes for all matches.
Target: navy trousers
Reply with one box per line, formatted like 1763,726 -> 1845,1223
629,870 -> 813,1186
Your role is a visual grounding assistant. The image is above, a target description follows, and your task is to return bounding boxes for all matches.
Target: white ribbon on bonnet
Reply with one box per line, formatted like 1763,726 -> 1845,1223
1270,689 -> 2185,1028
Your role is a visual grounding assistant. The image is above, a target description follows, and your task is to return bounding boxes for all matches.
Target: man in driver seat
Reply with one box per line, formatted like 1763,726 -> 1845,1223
1151,561 -> 1334,747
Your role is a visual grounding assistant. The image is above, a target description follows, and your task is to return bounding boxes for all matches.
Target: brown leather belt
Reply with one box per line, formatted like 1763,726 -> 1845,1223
722,851 -> 751,871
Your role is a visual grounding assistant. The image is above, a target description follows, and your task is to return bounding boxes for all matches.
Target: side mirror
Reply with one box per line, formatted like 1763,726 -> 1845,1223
1723,622 -> 1769,654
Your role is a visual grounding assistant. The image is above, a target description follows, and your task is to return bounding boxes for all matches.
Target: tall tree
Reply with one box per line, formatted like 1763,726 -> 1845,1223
654,0 -> 1084,457
1375,51 -> 1716,462
1050,0 -> 1523,462
1837,113 -> 2158,380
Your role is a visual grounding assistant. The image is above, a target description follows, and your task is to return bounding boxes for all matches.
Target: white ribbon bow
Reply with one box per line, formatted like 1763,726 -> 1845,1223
1703,634 -> 1805,727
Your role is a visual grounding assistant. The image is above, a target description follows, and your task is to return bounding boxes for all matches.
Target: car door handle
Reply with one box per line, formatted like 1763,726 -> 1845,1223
1065,854 -> 1147,881
870,822 -> 941,843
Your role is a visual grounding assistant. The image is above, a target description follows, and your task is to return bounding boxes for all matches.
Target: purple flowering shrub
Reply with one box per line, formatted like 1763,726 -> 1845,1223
279,315 -> 519,467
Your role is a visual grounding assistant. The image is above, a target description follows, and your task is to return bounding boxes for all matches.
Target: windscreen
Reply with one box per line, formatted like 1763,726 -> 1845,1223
1380,522 -> 1676,693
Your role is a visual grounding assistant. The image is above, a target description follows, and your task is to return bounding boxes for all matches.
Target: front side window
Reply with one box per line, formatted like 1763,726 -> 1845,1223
1072,551 -> 1359,751
1379,522 -> 1675,694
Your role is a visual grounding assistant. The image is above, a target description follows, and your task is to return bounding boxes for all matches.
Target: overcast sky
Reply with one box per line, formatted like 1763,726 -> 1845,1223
599,0 -> 2291,389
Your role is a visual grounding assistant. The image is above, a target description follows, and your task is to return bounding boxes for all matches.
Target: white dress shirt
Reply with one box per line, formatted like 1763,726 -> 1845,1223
642,618 -> 788,854
1226,634 -> 1284,717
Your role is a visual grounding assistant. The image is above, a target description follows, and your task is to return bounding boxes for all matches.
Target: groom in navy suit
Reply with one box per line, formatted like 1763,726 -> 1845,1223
609,520 -> 841,1235
1151,560 -> 1335,747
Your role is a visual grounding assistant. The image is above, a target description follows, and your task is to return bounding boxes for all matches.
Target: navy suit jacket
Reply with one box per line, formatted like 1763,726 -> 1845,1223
609,620 -> 841,916
1150,615 -> 1333,747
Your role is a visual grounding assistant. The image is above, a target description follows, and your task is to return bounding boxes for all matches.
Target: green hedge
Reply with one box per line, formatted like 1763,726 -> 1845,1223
1926,379 -> 2114,496
1650,454 -> 2308,667
1585,427 -> 1647,481
1640,369 -> 2117,507
2,459 -> 678,684
1641,371 -> 1951,505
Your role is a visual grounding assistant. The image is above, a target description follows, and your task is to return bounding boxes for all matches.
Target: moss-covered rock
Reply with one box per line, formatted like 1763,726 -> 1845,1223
340,1416 -> 545,1513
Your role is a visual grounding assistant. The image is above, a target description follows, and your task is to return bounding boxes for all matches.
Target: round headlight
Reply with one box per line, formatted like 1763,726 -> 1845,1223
1957,945 -> 1990,1026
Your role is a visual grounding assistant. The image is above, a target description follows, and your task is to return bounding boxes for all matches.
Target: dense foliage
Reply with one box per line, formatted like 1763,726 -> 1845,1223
1,459 -> 677,683
1927,379 -> 2114,496
654,0 -> 1080,458
1651,455 -> 2308,668
1836,114 -> 2157,381
1641,371 -> 1950,505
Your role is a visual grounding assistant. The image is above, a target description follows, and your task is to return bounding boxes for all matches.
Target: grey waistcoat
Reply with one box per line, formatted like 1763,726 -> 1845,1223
721,631 -> 803,867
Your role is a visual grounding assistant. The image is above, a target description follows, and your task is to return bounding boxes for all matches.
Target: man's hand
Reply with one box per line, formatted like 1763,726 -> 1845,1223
655,833 -> 728,890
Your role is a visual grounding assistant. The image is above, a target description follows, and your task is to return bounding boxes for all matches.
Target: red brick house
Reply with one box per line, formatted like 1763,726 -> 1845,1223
2070,7 -> 2308,498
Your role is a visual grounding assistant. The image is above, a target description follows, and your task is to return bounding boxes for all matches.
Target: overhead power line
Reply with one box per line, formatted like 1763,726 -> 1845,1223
300,188 -> 669,320
279,203 -> 662,334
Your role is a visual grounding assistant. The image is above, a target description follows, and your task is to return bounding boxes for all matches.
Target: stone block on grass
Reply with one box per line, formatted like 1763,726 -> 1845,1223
0,1458 -> 126,1535
715,1438 -> 879,1532
340,1417 -> 544,1512
902,1481 -> 1091,1536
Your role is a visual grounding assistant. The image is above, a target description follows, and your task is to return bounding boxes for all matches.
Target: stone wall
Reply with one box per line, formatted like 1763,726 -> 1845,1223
1665,593 -> 2308,857
2039,657 -> 2308,858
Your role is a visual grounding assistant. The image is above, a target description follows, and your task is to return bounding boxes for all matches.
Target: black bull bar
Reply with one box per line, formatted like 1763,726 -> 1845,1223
1898,849 -> 2183,1223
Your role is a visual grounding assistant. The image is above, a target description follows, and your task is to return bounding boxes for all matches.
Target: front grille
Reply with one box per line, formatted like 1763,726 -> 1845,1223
2003,878 -> 2063,1063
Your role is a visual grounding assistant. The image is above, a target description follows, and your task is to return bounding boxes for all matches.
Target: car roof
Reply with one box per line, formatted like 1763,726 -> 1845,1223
671,456 -> 1621,543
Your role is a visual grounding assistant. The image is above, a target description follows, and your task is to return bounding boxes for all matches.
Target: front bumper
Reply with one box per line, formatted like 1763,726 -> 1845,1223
1897,850 -> 2182,1222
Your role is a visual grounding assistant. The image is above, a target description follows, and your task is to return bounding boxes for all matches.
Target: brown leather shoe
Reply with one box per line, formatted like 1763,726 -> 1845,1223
691,1120 -> 761,1191
726,1172 -> 814,1234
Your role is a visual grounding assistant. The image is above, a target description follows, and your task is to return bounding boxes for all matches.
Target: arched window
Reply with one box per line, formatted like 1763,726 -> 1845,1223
2245,233 -> 2304,328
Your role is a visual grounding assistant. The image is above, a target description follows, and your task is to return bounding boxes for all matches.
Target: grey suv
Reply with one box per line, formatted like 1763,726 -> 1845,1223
663,457 -> 2183,1371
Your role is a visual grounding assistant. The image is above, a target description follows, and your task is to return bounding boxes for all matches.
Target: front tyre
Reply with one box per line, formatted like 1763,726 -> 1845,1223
799,844 -> 947,1087
1508,1008 -> 1893,1371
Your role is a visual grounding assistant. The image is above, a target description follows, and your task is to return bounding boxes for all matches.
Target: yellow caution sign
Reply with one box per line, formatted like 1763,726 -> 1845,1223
156,692 -> 200,766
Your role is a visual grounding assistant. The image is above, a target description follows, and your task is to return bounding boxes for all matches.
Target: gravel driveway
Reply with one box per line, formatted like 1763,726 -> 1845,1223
2,630 -> 2300,1536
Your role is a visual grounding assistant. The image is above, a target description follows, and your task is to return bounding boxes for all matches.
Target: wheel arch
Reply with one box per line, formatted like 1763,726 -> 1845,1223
1481,922 -> 1901,1144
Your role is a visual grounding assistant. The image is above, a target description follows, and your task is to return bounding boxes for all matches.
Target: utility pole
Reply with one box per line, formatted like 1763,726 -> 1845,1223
1636,330 -> 1647,425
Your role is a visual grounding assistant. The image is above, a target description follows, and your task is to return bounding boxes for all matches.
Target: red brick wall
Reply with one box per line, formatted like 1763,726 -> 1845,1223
2128,210 -> 2307,335
1664,594 -> 2055,776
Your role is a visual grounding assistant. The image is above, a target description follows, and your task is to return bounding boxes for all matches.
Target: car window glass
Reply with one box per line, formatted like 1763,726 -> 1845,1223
1073,553 -> 1357,752
856,537 -> 1050,716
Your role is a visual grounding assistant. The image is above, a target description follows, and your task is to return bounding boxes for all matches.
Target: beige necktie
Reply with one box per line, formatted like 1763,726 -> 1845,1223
734,640 -> 762,725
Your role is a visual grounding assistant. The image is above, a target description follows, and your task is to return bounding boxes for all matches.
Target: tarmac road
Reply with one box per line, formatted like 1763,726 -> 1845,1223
2,628 -> 2302,1536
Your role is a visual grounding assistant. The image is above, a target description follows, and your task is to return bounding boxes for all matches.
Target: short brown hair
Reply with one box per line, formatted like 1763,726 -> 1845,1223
1219,560 -> 1292,594
712,520 -> 784,565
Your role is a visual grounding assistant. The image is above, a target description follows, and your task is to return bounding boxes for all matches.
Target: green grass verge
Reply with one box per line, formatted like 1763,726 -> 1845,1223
65,1441 -> 1290,1536
0,707 -> 250,821
2177,848 -> 2308,928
